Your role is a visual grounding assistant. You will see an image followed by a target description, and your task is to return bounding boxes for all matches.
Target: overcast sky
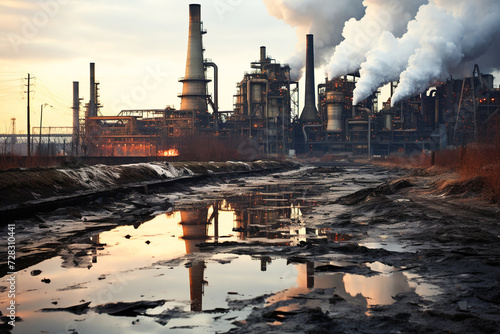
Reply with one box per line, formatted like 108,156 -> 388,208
0,0 -> 302,133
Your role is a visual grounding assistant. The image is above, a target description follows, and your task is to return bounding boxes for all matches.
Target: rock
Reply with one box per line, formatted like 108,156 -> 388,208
93,300 -> 166,317
40,301 -> 91,315
74,250 -> 88,257
457,300 -> 469,312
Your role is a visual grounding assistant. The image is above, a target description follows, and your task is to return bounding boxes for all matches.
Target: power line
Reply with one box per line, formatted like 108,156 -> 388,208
36,78 -> 72,99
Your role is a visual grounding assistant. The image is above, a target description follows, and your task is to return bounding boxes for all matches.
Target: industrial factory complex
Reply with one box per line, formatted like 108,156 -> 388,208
6,4 -> 500,160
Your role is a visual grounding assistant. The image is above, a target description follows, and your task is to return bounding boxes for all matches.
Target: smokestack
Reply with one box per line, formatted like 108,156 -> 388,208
72,81 -> 79,157
179,4 -> 209,112
89,63 -> 96,117
260,46 -> 266,69
300,34 -> 320,123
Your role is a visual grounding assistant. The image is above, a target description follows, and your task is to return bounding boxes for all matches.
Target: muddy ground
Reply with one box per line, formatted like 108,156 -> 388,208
0,161 -> 499,334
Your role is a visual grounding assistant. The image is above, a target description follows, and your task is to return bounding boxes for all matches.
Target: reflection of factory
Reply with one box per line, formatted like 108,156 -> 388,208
69,3 -> 500,159
227,185 -> 314,240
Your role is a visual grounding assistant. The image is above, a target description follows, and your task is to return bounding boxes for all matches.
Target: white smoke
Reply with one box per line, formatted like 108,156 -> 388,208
353,0 -> 500,105
266,0 -> 500,106
327,0 -> 425,79
263,0 -> 365,81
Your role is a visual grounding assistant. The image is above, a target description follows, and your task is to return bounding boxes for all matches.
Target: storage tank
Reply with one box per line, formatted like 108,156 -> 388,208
326,91 -> 343,132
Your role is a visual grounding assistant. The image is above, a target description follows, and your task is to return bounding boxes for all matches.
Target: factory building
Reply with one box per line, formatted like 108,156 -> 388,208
71,3 -> 499,160
82,4 -> 215,158
226,46 -> 297,156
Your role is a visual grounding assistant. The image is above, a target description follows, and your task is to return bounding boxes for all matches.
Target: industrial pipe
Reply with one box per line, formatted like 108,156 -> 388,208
205,61 -> 218,130
302,124 -> 322,144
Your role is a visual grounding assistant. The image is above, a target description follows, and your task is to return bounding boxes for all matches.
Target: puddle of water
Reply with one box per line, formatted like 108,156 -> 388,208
268,261 -> 441,322
0,187 -> 340,333
0,175 -> 439,332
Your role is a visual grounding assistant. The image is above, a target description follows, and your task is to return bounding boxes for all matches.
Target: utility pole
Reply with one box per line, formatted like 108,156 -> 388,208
27,73 -> 31,157
39,104 -> 43,155
10,118 -> 16,153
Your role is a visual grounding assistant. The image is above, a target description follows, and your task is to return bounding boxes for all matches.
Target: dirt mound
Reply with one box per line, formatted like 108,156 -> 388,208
0,167 -> 81,205
0,160 -> 296,207
336,179 -> 414,205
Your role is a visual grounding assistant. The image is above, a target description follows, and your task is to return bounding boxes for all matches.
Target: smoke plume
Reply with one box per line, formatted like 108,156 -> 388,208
266,0 -> 500,106
327,0 -> 425,79
263,0 -> 365,81
353,0 -> 500,105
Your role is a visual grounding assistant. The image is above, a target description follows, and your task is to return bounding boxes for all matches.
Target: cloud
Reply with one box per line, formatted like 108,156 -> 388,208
263,0 -> 365,81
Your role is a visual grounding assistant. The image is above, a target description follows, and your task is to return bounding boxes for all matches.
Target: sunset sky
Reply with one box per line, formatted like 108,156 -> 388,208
0,0 -> 298,134
2,1 -> 499,135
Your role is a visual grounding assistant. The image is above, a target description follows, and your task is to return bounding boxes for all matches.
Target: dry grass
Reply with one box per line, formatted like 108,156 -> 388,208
374,143 -> 500,202
0,155 -> 63,170
174,134 -> 261,162
0,134 -> 266,170
457,146 -> 500,201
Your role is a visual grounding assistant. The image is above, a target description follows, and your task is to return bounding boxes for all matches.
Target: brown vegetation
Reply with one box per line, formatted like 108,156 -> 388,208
0,154 -> 64,170
374,144 -> 500,202
0,134 -> 269,170
173,134 -> 262,162
457,146 -> 500,201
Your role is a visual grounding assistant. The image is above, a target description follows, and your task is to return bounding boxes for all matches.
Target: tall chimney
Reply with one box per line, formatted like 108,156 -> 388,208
260,46 -> 266,70
300,34 -> 320,123
72,81 -> 79,156
89,63 -> 96,117
179,4 -> 209,112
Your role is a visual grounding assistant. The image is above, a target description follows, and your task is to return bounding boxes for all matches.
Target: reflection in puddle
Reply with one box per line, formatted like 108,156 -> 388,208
268,261 -> 439,322
0,184 -> 438,333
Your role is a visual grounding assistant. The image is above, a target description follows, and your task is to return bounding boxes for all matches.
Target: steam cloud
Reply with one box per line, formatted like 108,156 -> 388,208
265,0 -> 500,106
327,0 -> 425,79
263,0 -> 365,81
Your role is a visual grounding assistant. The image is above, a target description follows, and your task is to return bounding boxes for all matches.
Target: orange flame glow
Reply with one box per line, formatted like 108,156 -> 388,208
158,148 -> 180,157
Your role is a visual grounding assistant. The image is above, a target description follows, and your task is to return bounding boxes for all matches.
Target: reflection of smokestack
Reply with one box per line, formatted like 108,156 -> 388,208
300,34 -> 320,123
180,208 -> 209,312
306,262 -> 314,288
89,63 -> 96,117
179,4 -> 209,112
90,234 -> 99,264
